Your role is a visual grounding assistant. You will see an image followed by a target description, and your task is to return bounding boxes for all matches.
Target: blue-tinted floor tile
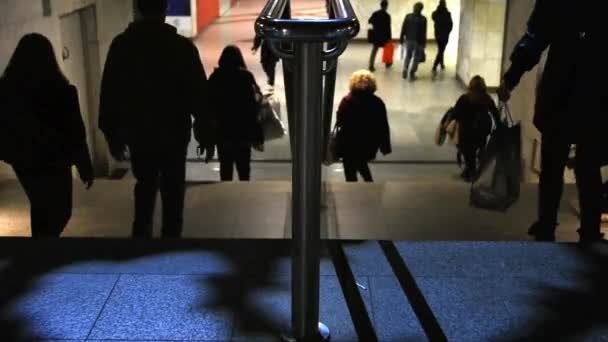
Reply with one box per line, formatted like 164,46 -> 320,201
394,242 -> 595,278
88,275 -> 232,341
54,250 -> 235,276
232,276 -> 371,342
342,241 -> 394,277
368,276 -> 427,342
415,276 -> 515,342
1,274 -> 118,340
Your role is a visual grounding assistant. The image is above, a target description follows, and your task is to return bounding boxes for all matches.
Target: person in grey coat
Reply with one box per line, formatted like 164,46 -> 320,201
400,2 -> 427,80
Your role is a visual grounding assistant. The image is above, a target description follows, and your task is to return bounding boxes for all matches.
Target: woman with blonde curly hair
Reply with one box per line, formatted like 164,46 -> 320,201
335,70 -> 392,182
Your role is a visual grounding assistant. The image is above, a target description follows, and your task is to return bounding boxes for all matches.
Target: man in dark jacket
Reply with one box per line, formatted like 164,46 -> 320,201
252,34 -> 279,89
498,0 -> 603,243
367,0 -> 392,72
400,2 -> 427,80
431,0 -> 453,77
99,0 -> 209,238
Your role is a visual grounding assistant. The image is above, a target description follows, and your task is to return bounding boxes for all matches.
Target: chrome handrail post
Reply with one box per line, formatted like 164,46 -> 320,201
292,41 -> 324,341
255,2 -> 359,340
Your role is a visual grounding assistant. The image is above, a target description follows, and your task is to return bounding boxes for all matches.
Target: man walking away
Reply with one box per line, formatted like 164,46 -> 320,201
99,0 -> 210,238
431,0 -> 453,78
368,0 -> 392,72
400,2 -> 427,80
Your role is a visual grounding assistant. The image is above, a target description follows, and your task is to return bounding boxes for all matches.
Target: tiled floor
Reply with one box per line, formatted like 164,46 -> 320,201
190,0 -> 464,163
0,239 -> 606,341
0,177 -> 599,242
2,2 -> 607,341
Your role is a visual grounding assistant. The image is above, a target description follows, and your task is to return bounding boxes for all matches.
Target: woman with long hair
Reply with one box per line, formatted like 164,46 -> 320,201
336,70 -> 392,182
208,45 -> 263,181
452,75 -> 500,181
0,33 -> 94,237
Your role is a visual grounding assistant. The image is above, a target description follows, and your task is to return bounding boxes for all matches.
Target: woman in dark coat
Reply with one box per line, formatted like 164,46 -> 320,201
431,0 -> 453,75
336,70 -> 392,182
452,75 -> 500,181
208,45 -> 263,181
0,33 -> 94,237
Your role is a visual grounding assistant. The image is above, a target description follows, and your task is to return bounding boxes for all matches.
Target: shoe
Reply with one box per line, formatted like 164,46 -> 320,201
409,73 -> 417,81
369,66 -> 376,72
528,222 -> 556,242
402,71 -> 408,79
385,63 -> 393,69
432,68 -> 438,79
441,64 -> 446,71
578,229 -> 607,244
460,169 -> 474,182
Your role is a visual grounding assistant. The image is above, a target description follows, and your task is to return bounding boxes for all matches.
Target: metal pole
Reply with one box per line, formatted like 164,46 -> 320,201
322,63 -> 337,157
292,41 -> 327,341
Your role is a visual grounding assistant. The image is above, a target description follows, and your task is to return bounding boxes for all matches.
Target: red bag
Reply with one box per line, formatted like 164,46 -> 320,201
382,42 -> 395,65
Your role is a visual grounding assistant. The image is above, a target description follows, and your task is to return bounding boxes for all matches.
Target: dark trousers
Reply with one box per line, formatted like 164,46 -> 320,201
129,145 -> 188,238
537,133 -> 603,238
13,165 -> 72,237
343,158 -> 373,183
460,142 -> 479,177
262,62 -> 277,86
433,39 -> 448,70
368,44 -> 390,69
218,144 -> 252,181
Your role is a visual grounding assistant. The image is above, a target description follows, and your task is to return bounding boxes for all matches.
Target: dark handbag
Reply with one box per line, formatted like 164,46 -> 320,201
417,46 -> 426,63
323,125 -> 341,166
470,103 -> 521,212
367,29 -> 375,43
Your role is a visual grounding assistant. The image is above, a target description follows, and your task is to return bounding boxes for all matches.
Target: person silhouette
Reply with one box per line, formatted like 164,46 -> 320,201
498,0 -> 603,243
400,2 -> 427,80
431,0 -> 453,77
99,0 -> 210,238
208,45 -> 263,182
252,34 -> 279,90
0,33 -> 94,237
367,0 -> 392,72
335,70 -> 392,182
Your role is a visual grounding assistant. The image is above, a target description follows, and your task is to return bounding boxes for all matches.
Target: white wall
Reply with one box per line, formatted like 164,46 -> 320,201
0,0 -> 134,177
501,0 -> 541,182
456,0 -> 506,88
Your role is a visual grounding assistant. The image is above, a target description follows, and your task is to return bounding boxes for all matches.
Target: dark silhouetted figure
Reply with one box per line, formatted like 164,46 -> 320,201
452,76 -> 500,181
498,0 -> 603,243
431,0 -> 453,77
367,0 -> 392,72
99,0 -> 209,238
209,46 -> 263,181
400,2 -> 427,80
336,70 -> 391,182
0,33 -> 94,237
252,34 -> 279,89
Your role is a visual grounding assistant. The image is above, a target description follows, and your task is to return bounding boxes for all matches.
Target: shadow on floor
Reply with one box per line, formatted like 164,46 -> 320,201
497,244 -> 608,341
0,238 -> 307,341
